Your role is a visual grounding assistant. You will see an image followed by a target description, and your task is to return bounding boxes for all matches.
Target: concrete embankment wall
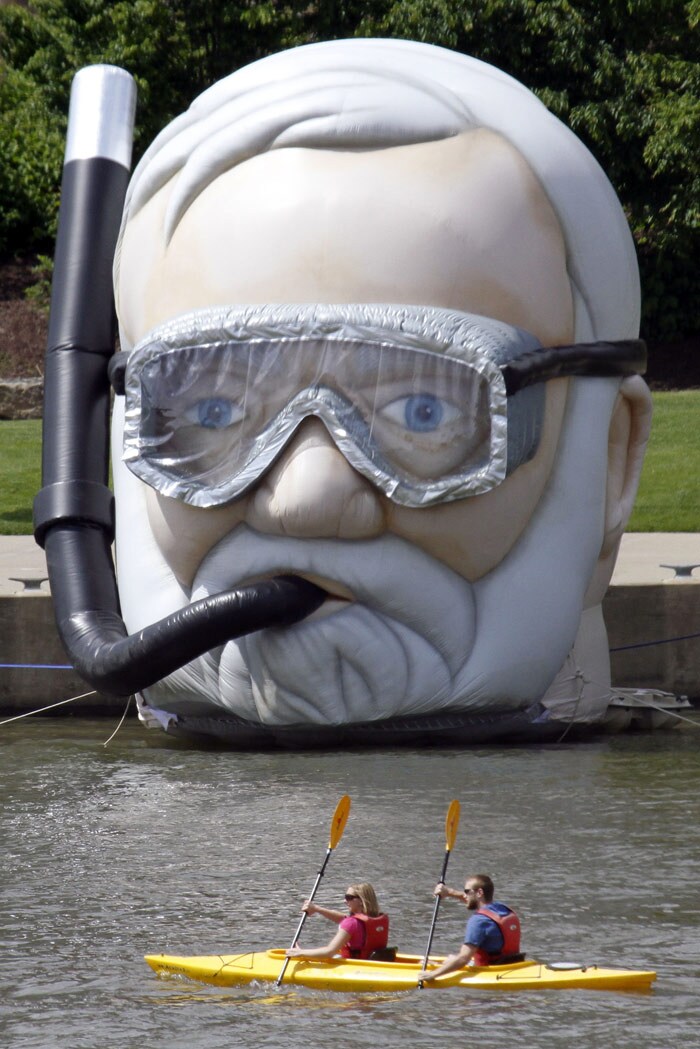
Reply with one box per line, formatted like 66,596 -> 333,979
0,594 -> 124,713
1,583 -> 699,714
604,584 -> 700,697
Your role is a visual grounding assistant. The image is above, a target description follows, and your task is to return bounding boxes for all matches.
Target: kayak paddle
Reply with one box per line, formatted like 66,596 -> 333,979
418,798 -> 461,988
276,794 -> 351,986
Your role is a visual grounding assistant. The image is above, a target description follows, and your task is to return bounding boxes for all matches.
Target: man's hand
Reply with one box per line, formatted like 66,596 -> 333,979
433,882 -> 449,898
419,945 -> 475,982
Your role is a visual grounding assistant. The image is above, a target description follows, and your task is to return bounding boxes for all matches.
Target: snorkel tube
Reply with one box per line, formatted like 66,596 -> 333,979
33,66 -> 324,697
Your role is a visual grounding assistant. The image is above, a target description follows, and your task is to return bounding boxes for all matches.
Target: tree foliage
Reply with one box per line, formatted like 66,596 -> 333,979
0,0 -> 698,339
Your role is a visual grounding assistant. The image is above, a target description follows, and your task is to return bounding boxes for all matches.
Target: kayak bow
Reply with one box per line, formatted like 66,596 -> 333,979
144,949 -> 656,993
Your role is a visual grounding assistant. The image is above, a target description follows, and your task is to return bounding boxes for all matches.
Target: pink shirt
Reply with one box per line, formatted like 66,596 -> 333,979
340,915 -> 365,953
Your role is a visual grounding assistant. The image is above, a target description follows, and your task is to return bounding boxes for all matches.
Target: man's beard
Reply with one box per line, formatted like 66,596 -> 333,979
117,379 -> 617,727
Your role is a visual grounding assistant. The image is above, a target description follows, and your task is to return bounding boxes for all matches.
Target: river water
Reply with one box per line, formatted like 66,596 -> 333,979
1,717 -> 699,1048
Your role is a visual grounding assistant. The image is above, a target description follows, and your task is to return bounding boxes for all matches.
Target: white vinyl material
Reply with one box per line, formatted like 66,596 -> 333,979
110,40 -> 651,731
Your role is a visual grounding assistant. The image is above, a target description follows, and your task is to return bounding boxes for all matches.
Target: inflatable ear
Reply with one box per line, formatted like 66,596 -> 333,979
585,375 -> 653,607
543,375 -> 652,724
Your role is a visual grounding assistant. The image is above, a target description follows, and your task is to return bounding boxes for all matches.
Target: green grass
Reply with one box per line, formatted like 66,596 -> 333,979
1,391 -> 699,534
0,419 -> 42,534
628,391 -> 700,531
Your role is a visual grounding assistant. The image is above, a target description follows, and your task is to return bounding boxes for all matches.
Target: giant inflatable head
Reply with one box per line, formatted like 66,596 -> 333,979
108,39 -> 651,741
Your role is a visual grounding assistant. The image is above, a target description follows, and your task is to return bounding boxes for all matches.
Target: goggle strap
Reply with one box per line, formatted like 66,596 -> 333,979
502,338 -> 647,395
113,340 -> 647,399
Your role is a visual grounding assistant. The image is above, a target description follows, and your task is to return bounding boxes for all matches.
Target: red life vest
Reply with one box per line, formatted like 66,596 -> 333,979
340,913 -> 390,959
471,905 -> 521,966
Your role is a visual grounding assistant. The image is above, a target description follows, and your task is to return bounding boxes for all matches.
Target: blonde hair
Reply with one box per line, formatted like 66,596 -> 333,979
348,882 -> 381,917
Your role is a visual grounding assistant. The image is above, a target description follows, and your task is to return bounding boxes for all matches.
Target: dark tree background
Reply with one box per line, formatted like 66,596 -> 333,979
1,0 -> 698,378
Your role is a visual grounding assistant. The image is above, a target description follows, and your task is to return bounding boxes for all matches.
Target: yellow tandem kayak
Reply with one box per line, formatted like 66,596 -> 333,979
144,949 -> 656,993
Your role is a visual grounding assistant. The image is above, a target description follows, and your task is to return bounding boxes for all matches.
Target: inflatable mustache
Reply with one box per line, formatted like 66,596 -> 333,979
33,65 -> 324,697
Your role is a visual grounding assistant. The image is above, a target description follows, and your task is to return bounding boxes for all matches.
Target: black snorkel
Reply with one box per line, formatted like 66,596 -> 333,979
33,65 -> 324,697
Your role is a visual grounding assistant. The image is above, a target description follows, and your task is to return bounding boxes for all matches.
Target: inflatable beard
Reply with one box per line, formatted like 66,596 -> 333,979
36,41 -> 650,746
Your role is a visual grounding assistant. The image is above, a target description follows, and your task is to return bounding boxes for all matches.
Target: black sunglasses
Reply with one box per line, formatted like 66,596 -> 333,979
344,893 -> 360,902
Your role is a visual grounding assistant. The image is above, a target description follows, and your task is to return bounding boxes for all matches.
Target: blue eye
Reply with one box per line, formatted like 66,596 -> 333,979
378,392 -> 461,435
187,397 -> 236,429
402,394 -> 444,432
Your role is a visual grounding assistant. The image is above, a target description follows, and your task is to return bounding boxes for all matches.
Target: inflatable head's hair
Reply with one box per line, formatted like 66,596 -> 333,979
115,38 -> 640,343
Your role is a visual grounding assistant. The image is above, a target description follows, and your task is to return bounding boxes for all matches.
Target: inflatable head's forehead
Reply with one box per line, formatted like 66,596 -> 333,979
115,38 -> 639,342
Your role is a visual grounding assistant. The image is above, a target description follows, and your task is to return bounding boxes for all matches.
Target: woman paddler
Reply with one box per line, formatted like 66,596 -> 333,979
285,883 -> 389,960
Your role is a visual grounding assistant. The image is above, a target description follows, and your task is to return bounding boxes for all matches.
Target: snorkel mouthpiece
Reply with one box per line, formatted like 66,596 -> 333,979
34,66 -> 324,697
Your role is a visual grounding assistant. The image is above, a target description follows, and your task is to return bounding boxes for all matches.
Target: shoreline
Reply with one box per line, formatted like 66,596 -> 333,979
2,533 -> 700,719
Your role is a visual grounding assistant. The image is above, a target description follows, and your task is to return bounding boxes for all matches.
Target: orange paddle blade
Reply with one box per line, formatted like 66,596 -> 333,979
445,799 -> 460,851
329,794 -> 351,849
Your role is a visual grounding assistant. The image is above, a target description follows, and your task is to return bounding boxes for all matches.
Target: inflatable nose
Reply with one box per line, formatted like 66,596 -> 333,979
247,419 -> 386,538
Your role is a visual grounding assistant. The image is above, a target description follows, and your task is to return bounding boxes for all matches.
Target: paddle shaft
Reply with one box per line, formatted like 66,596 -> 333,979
420,846 -> 452,980
286,848 -> 332,951
276,794 -> 351,987
274,793 -> 348,990
418,798 -> 460,989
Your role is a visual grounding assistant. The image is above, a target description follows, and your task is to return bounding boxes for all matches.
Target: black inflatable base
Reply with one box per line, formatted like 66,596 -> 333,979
150,703 -> 582,750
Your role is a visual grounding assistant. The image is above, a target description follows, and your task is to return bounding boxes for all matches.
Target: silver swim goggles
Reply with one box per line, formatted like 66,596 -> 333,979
116,303 -> 645,509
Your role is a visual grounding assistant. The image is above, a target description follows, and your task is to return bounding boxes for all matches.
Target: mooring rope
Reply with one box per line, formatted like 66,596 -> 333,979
554,669 -> 586,743
605,687 -> 700,729
102,696 -> 133,746
568,671 -> 699,731
544,657 -> 700,739
610,630 -> 700,652
0,662 -> 73,669
0,688 -> 135,745
0,690 -> 97,726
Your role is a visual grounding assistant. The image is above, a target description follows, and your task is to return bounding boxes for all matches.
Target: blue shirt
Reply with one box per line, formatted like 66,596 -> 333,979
464,902 -> 511,953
